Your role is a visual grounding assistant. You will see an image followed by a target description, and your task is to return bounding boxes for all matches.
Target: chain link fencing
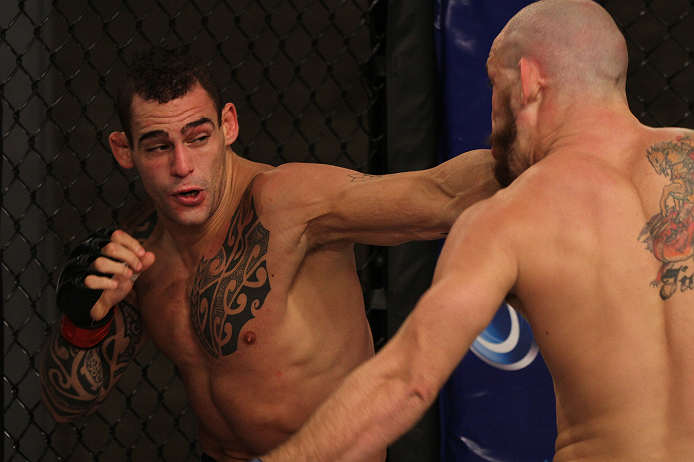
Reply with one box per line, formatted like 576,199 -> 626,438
3,0 -> 692,461
601,0 -> 693,128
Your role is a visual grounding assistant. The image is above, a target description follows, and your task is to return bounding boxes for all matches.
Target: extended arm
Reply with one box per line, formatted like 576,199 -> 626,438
262,199 -> 518,461
39,228 -> 155,422
261,149 -> 499,247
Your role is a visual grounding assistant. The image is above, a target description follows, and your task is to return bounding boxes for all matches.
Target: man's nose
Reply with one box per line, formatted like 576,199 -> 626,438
170,145 -> 193,177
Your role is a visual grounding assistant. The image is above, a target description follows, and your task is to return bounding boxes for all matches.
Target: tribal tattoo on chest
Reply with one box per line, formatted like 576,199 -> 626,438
639,134 -> 694,300
190,184 -> 271,358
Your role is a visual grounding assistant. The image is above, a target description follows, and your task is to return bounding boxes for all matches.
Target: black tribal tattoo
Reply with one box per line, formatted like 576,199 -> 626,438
39,301 -> 144,421
121,199 -> 158,244
190,184 -> 271,358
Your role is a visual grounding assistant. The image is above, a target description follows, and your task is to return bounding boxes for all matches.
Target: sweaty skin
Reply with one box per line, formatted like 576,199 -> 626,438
39,79 -> 499,461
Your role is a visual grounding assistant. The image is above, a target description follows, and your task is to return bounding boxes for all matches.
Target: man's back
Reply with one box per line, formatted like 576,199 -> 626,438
508,126 -> 694,460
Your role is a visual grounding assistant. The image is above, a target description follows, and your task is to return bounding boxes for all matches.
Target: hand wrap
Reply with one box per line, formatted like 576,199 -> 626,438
56,228 -> 117,347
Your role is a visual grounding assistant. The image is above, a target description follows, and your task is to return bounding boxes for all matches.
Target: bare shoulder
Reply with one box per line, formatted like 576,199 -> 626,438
443,186 -> 522,266
251,162 -> 369,213
120,198 -> 158,242
254,162 -> 364,192
647,126 -> 694,142
444,155 -> 612,258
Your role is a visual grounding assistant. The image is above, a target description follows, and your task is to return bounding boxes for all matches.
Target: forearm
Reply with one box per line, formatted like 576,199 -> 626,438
302,149 -> 498,246
39,302 -> 146,422
264,337 -> 439,462
263,260 -> 507,462
385,149 -> 499,241
39,331 -> 112,422
40,227 -> 154,422
432,149 -> 500,227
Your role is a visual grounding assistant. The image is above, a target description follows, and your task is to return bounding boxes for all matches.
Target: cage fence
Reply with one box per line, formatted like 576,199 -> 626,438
2,0 -> 693,461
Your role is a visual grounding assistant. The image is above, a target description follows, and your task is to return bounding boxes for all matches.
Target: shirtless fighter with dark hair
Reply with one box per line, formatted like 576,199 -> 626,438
39,45 -> 499,462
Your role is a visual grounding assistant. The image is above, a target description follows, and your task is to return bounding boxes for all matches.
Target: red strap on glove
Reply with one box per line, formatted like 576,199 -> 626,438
60,308 -> 116,348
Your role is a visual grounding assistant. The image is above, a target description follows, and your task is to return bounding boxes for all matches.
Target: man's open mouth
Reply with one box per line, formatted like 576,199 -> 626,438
177,190 -> 200,197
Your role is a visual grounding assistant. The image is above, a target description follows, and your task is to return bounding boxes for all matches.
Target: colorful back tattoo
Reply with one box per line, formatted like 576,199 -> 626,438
639,135 -> 694,300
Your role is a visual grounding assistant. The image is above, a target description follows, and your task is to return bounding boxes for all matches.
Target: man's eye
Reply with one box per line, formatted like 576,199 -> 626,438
147,145 -> 168,152
192,135 -> 209,144
487,78 -> 493,89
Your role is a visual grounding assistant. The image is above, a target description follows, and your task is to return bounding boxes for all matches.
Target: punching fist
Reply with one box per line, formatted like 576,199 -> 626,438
57,228 -> 116,328
56,228 -> 155,347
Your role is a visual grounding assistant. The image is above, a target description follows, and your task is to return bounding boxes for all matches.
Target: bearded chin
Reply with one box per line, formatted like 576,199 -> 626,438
493,153 -> 515,188
488,121 -> 518,188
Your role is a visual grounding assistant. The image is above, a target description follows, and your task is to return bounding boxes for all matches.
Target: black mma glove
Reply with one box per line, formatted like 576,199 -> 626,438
56,228 -> 117,329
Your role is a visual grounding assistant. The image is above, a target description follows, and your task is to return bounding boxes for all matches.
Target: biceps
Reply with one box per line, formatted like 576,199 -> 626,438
410,280 -> 506,376
400,252 -> 516,388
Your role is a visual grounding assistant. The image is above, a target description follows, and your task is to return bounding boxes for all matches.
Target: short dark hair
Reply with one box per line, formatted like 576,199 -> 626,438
117,44 -> 222,144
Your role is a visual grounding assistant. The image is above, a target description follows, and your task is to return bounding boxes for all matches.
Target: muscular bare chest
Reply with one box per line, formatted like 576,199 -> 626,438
190,189 -> 272,358
136,186 -> 275,363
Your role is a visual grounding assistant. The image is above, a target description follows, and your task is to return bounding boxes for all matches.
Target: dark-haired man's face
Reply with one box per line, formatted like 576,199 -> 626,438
116,85 -> 233,228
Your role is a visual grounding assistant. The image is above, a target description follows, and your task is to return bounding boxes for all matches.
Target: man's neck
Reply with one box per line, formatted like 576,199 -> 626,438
535,99 -> 641,165
157,150 -> 243,263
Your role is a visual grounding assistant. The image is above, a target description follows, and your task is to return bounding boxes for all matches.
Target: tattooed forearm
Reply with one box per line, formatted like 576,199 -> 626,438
39,301 -> 145,422
130,209 -> 158,243
39,335 -> 106,421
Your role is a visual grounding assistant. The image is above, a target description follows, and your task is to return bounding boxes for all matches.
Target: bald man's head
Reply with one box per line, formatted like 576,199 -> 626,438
492,0 -> 628,96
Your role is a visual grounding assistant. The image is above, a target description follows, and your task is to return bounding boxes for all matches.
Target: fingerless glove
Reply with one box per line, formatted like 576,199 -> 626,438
56,228 -> 117,347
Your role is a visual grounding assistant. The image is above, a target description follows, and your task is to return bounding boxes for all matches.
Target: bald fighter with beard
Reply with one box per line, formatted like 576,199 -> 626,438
38,45 -> 499,462
259,1 -> 694,461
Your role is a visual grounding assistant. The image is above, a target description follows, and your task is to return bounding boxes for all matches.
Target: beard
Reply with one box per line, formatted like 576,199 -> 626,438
487,96 -> 518,188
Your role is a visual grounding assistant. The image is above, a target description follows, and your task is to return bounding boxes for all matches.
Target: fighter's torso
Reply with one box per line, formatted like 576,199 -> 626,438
507,127 -> 694,461
128,168 -> 375,459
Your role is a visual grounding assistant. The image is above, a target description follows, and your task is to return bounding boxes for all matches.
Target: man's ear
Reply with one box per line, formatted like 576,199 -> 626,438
221,103 -> 239,146
222,103 -> 239,146
109,132 -> 135,169
518,57 -> 544,106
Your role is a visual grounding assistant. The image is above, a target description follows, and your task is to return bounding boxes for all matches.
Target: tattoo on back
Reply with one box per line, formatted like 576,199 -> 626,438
190,184 -> 271,358
639,134 -> 694,300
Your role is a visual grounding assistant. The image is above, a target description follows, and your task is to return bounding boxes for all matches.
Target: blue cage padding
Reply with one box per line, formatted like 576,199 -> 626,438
436,1 -> 557,460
